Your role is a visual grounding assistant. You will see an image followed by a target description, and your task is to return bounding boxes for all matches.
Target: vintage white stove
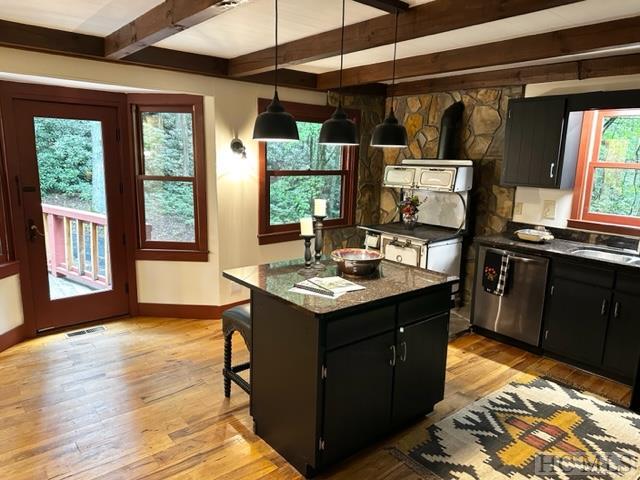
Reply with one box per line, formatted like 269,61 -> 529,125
359,159 -> 472,294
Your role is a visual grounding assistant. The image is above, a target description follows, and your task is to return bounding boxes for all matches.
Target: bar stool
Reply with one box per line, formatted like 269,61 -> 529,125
222,303 -> 251,397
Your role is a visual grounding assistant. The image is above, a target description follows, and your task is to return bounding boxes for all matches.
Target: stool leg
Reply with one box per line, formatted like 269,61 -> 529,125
223,333 -> 232,398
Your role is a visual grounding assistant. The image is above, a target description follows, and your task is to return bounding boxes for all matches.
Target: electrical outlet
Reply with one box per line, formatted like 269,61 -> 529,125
543,200 -> 556,220
514,202 -> 523,216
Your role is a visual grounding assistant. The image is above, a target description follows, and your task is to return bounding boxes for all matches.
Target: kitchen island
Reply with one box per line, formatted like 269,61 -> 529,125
223,259 -> 458,477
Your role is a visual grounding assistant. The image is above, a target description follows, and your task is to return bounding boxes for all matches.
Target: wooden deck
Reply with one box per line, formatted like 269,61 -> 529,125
0,317 -> 631,479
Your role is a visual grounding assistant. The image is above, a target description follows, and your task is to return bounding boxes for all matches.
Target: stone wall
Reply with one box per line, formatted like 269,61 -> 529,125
323,92 -> 386,252
380,87 -> 523,302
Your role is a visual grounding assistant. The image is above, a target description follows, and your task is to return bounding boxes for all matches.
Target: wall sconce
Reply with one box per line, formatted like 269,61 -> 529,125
230,138 -> 247,159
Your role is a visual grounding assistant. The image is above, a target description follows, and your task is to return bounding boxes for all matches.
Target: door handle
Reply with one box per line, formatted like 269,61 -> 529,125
389,345 -> 396,367
613,301 -> 620,318
600,298 -> 608,316
399,341 -> 407,362
549,162 -> 555,178
28,219 -> 45,241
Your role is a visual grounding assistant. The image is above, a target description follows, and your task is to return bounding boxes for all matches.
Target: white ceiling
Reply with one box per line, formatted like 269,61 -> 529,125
0,0 -> 163,35
0,0 -> 639,83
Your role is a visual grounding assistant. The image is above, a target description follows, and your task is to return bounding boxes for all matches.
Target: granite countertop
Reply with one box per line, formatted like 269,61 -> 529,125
475,234 -> 640,270
223,259 -> 458,316
358,222 -> 461,243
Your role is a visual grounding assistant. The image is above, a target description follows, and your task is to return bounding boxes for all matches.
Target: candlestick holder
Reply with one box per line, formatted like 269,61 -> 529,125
298,234 -> 316,276
313,215 -> 327,270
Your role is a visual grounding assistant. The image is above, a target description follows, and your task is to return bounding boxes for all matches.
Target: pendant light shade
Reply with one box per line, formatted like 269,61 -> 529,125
252,0 -> 299,142
319,0 -> 359,146
370,108 -> 408,148
319,104 -> 358,145
253,91 -> 299,142
371,11 -> 408,148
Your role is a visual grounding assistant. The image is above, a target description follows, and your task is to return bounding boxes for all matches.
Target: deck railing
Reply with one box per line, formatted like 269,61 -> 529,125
41,204 -> 111,289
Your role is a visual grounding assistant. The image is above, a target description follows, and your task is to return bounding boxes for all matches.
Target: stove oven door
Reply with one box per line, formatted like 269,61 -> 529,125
382,237 -> 422,267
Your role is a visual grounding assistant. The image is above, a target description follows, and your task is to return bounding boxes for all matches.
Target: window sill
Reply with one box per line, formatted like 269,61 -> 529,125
0,261 -> 20,280
258,223 -> 355,245
135,250 -> 209,262
567,219 -> 640,238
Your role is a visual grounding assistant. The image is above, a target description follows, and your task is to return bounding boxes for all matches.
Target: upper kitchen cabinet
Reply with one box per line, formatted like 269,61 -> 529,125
501,96 -> 580,189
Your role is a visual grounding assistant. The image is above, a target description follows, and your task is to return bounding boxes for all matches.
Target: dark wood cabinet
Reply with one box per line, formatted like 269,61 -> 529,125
602,292 -> 640,380
501,96 -> 581,189
322,332 -> 395,466
543,276 -> 610,367
392,313 -> 448,426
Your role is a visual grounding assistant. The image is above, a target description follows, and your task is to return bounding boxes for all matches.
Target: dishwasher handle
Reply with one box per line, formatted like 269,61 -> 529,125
486,248 -> 547,264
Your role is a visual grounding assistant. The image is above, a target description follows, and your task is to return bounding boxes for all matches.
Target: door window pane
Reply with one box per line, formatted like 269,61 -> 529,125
598,114 -> 640,164
269,175 -> 342,225
589,167 -> 640,217
33,117 -> 112,300
266,121 -> 342,170
143,180 -> 195,242
141,111 -> 195,176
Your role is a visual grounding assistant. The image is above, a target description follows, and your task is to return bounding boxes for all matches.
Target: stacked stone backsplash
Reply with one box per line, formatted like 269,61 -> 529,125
323,91 -> 386,253
380,87 -> 523,302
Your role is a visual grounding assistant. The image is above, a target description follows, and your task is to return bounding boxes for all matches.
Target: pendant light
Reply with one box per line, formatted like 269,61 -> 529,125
253,0 -> 299,142
319,0 -> 358,146
371,10 -> 408,148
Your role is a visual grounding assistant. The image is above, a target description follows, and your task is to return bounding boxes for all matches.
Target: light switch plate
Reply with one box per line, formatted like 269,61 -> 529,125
514,202 -> 523,216
543,200 -> 556,220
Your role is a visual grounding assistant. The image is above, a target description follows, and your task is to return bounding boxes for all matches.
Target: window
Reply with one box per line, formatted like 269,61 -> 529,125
258,100 -> 359,245
129,95 -> 208,260
571,109 -> 640,233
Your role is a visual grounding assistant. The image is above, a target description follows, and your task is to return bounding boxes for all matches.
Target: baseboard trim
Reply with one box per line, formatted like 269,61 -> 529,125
0,261 -> 20,280
138,300 -> 249,319
0,324 -> 26,353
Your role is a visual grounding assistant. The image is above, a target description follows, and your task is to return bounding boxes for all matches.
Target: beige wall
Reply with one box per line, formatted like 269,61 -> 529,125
0,274 -> 24,335
515,74 -> 640,228
0,46 -> 327,308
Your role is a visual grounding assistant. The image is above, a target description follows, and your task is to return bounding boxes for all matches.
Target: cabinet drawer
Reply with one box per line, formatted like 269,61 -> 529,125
552,259 -> 614,289
616,272 -> 640,296
398,288 -> 450,327
326,305 -> 395,350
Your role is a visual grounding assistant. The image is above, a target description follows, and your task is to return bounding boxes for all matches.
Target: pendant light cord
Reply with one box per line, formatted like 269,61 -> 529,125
390,10 -> 399,112
338,0 -> 346,105
274,0 -> 279,92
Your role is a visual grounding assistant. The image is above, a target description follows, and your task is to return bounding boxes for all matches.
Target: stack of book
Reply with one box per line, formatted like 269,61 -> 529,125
290,276 -> 365,298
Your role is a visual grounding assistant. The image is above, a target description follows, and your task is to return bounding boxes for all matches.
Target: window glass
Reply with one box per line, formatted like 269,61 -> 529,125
589,167 -> 640,218
269,175 -> 342,225
141,112 -> 195,176
598,114 -> 640,164
143,180 -> 195,242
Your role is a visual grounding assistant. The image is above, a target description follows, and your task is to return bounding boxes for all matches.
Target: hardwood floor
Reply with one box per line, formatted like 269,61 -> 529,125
0,317 -> 631,479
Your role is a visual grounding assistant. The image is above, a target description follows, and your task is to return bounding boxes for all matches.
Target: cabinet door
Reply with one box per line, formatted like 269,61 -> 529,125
322,332 -> 394,466
602,292 -> 640,382
392,313 -> 449,426
543,277 -> 610,367
502,97 -> 566,188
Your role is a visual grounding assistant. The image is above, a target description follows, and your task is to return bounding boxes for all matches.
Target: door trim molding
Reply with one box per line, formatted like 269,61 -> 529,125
0,324 -> 25,353
0,80 -> 139,336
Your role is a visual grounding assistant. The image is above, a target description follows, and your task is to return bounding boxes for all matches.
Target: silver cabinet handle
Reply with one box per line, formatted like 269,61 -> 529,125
601,298 -> 608,316
549,162 -> 555,178
400,341 -> 407,362
614,301 -> 620,318
389,345 -> 396,366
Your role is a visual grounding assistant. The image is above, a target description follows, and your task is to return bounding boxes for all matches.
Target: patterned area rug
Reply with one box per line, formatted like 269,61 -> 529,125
390,375 -> 640,479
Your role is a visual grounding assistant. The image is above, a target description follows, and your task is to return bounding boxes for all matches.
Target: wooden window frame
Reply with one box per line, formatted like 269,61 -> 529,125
570,109 -> 640,236
128,94 -> 208,261
258,99 -> 360,245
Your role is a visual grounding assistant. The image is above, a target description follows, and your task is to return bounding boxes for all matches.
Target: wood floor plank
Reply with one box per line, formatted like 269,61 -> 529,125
0,317 -> 631,479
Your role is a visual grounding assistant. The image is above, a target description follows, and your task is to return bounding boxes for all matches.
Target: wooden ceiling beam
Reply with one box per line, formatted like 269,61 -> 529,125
388,53 -> 640,96
228,0 -> 584,77
317,15 -> 640,89
104,0 -> 250,60
352,0 -> 410,13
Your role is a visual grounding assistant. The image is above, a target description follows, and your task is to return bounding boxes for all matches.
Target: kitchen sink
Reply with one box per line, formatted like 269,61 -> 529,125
570,248 -> 640,265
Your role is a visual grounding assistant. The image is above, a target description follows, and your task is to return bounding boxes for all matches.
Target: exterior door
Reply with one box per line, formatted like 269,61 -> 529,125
14,100 -> 129,331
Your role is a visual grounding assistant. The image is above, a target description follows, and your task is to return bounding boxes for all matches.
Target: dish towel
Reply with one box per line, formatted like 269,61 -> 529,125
482,251 -> 510,296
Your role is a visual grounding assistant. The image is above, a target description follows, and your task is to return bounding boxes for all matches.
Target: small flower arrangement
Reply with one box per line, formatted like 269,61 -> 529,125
399,195 -> 421,217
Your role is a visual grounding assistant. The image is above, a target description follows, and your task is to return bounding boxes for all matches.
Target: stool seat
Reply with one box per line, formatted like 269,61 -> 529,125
221,303 -> 251,397
222,304 -> 251,349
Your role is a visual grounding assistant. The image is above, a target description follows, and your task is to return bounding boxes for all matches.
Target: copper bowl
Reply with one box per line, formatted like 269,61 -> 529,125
330,248 -> 384,276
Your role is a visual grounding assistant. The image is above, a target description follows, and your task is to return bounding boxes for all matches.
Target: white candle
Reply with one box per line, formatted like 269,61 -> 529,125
314,199 -> 327,217
300,217 -> 314,236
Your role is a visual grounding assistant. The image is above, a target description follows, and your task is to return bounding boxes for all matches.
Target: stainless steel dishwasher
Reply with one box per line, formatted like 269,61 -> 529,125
472,246 -> 549,346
